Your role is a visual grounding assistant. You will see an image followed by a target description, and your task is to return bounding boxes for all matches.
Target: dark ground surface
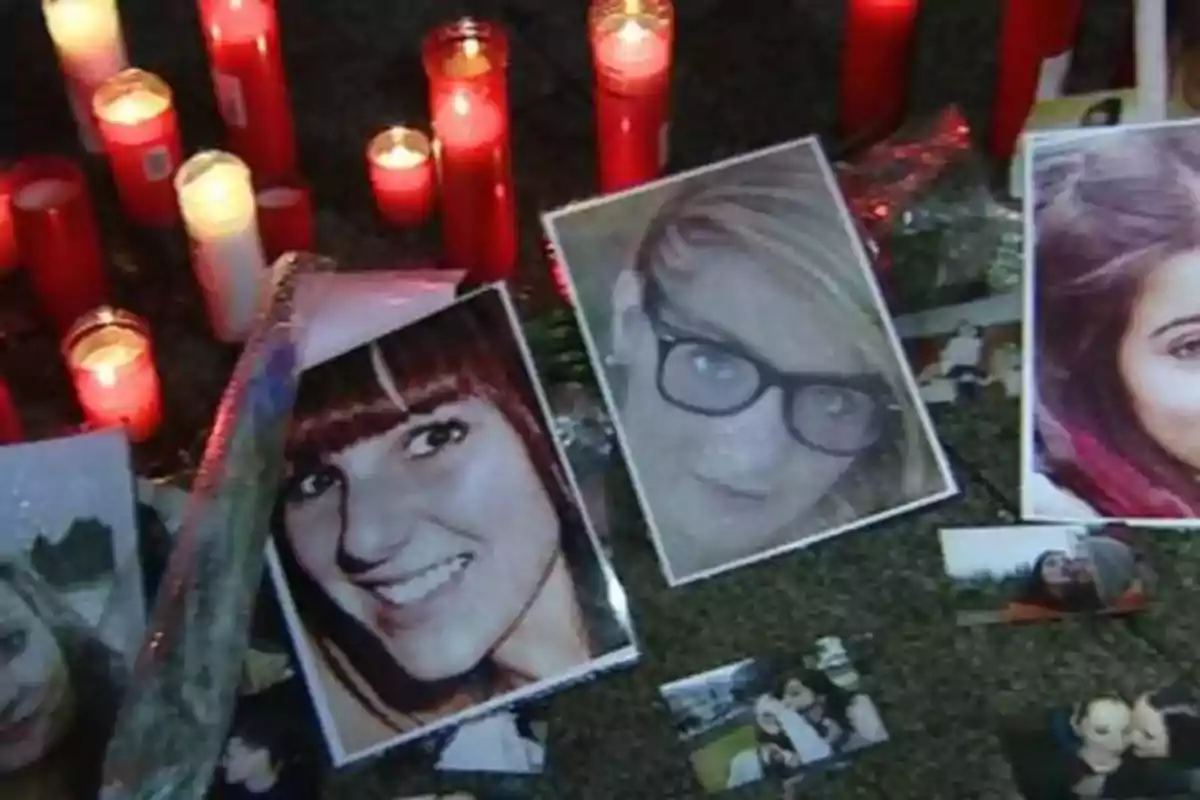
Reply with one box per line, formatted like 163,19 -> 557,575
3,1 -> 1195,799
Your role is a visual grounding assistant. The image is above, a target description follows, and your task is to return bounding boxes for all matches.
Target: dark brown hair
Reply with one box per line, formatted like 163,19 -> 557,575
1032,130 -> 1200,516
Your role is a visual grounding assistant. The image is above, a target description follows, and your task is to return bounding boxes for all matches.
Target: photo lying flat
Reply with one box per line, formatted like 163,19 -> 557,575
939,524 -> 1152,626
1022,119 -> 1200,523
0,429 -> 145,662
896,290 -> 1022,405
544,135 -> 956,586
266,284 -> 639,767
658,637 -> 889,794
1000,683 -> 1200,798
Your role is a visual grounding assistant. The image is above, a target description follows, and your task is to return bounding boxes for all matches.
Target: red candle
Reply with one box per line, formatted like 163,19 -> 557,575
0,377 -> 23,445
423,20 -> 518,283
199,0 -> 296,182
255,176 -> 314,262
63,306 -> 162,442
93,69 -> 183,227
367,127 -> 435,227
838,0 -> 920,141
0,169 -> 17,274
589,0 -> 674,194
990,0 -> 1084,160
10,157 -> 108,332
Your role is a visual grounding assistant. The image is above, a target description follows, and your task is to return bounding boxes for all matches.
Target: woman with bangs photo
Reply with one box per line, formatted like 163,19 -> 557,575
269,288 -> 633,761
547,139 -> 951,584
1028,128 -> 1200,521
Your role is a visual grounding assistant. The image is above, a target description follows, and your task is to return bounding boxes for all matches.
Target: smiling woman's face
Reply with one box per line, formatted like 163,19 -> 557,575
613,252 -> 870,578
0,583 -> 74,772
283,395 -> 562,682
1120,249 -> 1200,471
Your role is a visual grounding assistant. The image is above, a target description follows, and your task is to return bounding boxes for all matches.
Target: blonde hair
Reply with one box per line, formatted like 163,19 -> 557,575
632,145 -> 937,524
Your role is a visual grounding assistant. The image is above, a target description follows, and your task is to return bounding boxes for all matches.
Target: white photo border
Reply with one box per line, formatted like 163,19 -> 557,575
1020,118 -> 1200,526
542,135 -> 959,587
266,283 -> 639,767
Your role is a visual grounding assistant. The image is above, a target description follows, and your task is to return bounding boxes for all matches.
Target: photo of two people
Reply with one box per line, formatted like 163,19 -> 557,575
658,637 -> 888,793
939,525 -> 1151,626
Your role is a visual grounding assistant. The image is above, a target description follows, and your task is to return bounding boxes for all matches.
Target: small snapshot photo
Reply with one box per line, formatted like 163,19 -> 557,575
999,683 -> 1200,798
544,136 -> 955,586
428,707 -> 548,776
939,524 -> 1152,626
267,285 -> 638,766
1023,121 -> 1200,522
895,290 -> 1022,405
658,636 -> 889,794
0,429 -> 145,661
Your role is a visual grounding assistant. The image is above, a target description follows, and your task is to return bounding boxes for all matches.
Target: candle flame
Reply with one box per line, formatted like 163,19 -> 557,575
616,17 -> 648,44
100,89 -> 169,125
452,91 -> 471,116
462,37 -> 480,59
377,143 -> 426,169
95,362 -> 118,388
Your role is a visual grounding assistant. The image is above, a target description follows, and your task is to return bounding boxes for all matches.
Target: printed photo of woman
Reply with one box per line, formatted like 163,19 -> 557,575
544,137 -> 955,584
1026,123 -> 1200,522
266,286 -> 637,766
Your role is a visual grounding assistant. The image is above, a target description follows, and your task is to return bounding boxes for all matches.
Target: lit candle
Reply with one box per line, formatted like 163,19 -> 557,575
838,0 -> 920,141
0,168 -> 16,274
63,306 -> 162,442
175,151 -> 268,343
198,0 -> 297,181
991,0 -> 1084,160
589,0 -> 674,193
41,0 -> 129,153
255,176 -> 314,262
0,377 -> 23,445
423,20 -> 518,282
10,156 -> 109,332
93,69 -> 183,227
367,127 -> 435,227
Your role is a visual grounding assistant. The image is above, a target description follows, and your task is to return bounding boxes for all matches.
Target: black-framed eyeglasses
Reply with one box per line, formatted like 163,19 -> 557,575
642,277 -> 896,457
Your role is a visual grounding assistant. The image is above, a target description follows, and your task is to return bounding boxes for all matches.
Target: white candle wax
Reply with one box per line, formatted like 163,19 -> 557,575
43,0 -> 129,152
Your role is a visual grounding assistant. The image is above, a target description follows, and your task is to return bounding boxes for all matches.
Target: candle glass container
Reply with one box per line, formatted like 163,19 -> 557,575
10,156 -> 109,331
175,150 -> 268,342
42,0 -> 129,153
255,175 -> 314,262
0,168 -> 16,274
837,0 -> 919,140
94,69 -> 183,227
422,19 -> 518,282
63,306 -> 163,442
367,126 -> 435,227
588,0 -> 674,193
199,0 -> 297,181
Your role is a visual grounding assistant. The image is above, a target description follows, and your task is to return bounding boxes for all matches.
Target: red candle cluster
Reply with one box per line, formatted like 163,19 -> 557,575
198,0 -> 297,181
9,157 -> 108,332
93,68 -> 183,227
367,127 -> 436,227
423,20 -> 518,283
588,0 -> 675,193
838,0 -> 920,141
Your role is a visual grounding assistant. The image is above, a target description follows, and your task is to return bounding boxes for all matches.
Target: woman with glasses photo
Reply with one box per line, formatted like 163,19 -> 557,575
551,140 -> 951,583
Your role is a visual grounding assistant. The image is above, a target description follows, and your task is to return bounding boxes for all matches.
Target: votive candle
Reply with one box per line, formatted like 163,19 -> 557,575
423,19 -> 518,282
94,69 -> 183,227
588,0 -> 674,193
10,156 -> 108,331
175,151 -> 268,343
63,306 -> 162,442
0,169 -> 17,274
367,127 -> 435,227
255,176 -> 314,262
41,0 -> 129,153
838,0 -> 920,140
199,0 -> 297,181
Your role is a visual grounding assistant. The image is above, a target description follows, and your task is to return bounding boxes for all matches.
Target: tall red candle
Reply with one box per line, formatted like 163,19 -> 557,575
255,176 -> 314,262
199,0 -> 296,181
93,69 -> 183,227
367,127 -> 436,227
990,0 -> 1084,160
0,377 -> 23,445
10,157 -> 108,331
423,19 -> 518,283
0,169 -> 16,274
589,0 -> 674,194
838,0 -> 920,141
